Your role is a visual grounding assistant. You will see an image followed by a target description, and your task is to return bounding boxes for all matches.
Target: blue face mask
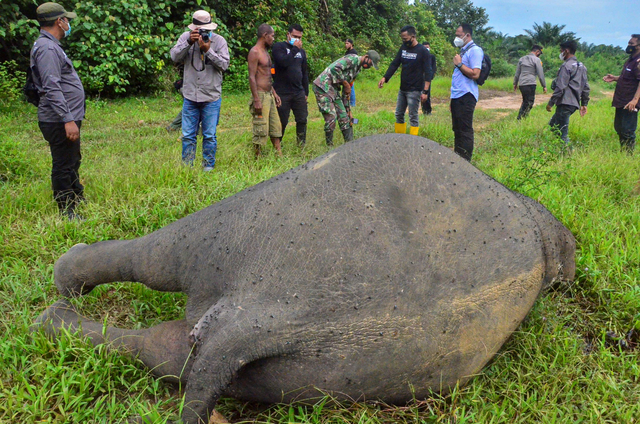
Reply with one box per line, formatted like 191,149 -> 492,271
62,20 -> 71,38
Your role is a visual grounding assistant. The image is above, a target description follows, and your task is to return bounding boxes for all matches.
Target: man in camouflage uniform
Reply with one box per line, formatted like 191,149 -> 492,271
313,50 -> 380,146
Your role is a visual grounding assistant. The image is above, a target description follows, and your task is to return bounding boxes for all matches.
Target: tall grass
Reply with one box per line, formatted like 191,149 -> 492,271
1,77 -> 639,423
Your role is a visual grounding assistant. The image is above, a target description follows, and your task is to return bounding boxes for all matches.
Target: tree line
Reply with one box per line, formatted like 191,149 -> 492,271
0,0 -> 628,98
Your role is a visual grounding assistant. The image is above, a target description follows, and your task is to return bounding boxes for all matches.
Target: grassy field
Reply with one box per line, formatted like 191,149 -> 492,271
1,76 -> 639,423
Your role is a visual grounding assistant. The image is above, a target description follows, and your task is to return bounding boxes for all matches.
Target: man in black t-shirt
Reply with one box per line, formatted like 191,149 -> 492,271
272,24 -> 309,147
379,26 -> 432,135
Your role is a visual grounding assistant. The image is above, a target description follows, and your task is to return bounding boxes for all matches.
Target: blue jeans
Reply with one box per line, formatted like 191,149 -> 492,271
350,84 -> 356,107
395,90 -> 421,127
549,104 -> 578,143
182,97 -> 221,168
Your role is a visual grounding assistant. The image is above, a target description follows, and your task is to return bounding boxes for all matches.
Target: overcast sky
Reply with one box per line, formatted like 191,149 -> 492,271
472,0 -> 635,48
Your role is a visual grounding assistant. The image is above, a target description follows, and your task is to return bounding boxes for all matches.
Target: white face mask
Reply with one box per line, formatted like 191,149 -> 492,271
454,36 -> 465,48
559,52 -> 565,60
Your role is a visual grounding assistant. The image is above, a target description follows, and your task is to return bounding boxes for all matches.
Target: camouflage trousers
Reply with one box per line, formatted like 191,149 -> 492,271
313,84 -> 350,133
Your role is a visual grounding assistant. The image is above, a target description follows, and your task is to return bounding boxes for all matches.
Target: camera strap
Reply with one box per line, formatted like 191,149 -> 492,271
190,43 -> 206,72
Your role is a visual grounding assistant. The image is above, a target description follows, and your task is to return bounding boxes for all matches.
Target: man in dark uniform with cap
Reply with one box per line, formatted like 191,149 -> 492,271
30,2 -> 85,220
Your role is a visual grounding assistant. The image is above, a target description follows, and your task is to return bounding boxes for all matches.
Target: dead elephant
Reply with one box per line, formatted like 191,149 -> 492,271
35,134 -> 576,423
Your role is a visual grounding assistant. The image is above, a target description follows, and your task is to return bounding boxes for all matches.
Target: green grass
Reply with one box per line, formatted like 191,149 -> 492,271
1,78 -> 639,423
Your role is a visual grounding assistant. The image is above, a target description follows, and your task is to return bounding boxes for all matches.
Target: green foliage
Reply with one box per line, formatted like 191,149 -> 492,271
524,21 -> 579,46
0,0 -> 39,64
63,0 -> 173,95
0,60 -> 26,104
420,0 -> 489,41
341,0 -> 409,54
0,137 -> 33,183
488,56 -> 515,78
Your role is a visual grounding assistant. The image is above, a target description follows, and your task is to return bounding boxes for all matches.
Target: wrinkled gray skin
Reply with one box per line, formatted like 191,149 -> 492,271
36,135 -> 575,424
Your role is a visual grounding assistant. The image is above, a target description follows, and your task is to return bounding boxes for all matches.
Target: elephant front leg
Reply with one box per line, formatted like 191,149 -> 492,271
33,299 -> 195,383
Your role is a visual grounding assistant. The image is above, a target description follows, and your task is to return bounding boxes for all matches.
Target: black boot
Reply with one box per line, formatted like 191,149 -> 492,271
296,123 -> 307,147
341,126 -> 354,142
325,131 -> 334,146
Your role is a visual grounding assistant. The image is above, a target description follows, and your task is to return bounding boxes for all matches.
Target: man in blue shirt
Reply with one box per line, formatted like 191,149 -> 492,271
450,23 -> 483,161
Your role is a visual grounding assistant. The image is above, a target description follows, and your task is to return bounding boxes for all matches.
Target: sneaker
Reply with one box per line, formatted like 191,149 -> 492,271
203,166 -> 214,172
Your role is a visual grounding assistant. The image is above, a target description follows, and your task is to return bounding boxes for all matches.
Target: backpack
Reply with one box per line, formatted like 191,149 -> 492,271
23,66 -> 40,107
476,50 -> 491,86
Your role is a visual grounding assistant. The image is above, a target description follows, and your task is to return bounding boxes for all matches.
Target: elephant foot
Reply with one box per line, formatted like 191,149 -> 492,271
31,298 -> 80,337
54,243 -> 97,297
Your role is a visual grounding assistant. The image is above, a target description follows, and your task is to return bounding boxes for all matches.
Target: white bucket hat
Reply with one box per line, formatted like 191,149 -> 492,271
188,10 -> 218,31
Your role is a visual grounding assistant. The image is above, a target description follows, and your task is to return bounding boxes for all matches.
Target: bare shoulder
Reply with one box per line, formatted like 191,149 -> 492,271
248,46 -> 260,58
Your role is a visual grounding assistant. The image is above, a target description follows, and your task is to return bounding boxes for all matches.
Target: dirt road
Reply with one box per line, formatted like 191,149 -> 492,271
476,89 -> 552,110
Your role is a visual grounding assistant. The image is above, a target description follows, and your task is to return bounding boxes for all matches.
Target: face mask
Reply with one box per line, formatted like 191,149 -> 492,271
61,20 -> 71,38
626,45 -> 637,55
559,52 -> 565,60
289,37 -> 299,46
426,47 -> 430,51
454,36 -> 465,48
403,39 -> 413,48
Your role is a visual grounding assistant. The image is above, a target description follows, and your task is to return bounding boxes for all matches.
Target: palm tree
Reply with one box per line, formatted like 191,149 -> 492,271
523,22 -> 579,47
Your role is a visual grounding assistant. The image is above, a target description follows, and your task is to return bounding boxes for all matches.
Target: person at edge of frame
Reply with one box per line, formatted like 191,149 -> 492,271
603,34 -> 640,154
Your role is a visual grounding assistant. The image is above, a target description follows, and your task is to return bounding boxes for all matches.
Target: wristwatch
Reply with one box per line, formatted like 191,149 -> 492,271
455,63 -> 462,69
422,90 -> 429,94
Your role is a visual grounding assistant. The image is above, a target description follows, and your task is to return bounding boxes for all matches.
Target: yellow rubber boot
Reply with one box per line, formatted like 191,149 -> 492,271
409,126 -> 419,136
395,123 -> 407,134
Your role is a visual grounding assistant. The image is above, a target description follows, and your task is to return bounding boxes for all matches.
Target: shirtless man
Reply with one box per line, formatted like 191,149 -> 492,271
248,24 -> 282,157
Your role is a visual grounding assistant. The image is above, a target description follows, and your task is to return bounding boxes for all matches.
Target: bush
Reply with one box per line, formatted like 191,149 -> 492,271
0,60 -> 26,104
0,138 -> 32,183
489,57 -> 515,78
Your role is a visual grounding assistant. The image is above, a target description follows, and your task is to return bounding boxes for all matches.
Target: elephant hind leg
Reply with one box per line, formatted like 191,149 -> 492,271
33,299 -> 195,384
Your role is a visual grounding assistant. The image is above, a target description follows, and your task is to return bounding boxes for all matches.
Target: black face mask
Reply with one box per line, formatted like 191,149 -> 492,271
403,39 -> 413,48
626,45 -> 638,55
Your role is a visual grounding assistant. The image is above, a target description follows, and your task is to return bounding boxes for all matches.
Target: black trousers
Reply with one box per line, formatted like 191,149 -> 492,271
450,92 -> 477,161
421,86 -> 432,114
614,107 -> 638,153
38,121 -> 84,211
276,91 -> 308,142
517,85 -> 536,120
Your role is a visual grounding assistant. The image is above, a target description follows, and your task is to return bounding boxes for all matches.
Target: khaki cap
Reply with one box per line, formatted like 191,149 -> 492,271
36,2 -> 77,23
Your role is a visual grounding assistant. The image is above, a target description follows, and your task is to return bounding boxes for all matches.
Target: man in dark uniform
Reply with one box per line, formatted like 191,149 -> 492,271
421,41 -> 437,115
603,34 -> 640,153
30,2 -> 85,220
272,24 -> 309,147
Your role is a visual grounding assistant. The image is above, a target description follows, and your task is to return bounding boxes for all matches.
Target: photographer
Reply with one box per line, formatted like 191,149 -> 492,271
170,10 -> 229,171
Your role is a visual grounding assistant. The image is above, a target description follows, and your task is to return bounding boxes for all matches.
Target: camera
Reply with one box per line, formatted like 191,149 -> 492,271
198,28 -> 211,42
